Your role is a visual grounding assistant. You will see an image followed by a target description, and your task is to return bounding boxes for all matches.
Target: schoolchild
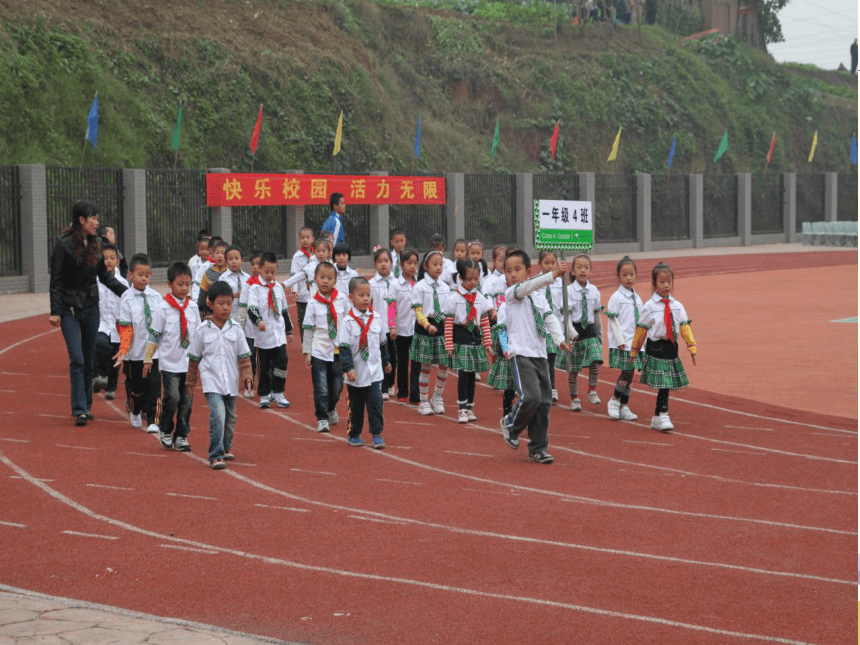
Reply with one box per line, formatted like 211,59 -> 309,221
466,240 -> 491,292
289,227 -> 315,340
565,254 -> 604,412
604,256 -> 644,421
482,245 -> 508,312
538,251 -> 564,403
487,300 -> 517,419
191,235 -> 219,304
197,238 -> 228,315
333,242 -> 359,295
93,244 -> 129,400
389,228 -> 407,278
368,248 -> 397,399
283,238 -> 330,301
188,231 -> 211,276
236,249 -> 263,397
390,248 -> 420,403
429,234 -> 456,288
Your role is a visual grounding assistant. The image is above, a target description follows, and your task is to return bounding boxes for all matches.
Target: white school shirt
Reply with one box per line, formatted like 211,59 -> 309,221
638,293 -> 690,342
188,254 -> 207,273
98,268 -> 128,342
247,278 -> 290,350
482,270 -> 506,309
335,265 -> 359,296
218,269 -> 251,322
605,286 -> 644,349
369,272 -> 396,323
412,274 -> 450,320
236,275 -> 259,340
117,285 -> 165,361
302,289 -> 349,361
566,281 -> 603,326
187,318 -> 251,396
443,286 -> 491,326
391,249 -> 400,278
393,275 -> 416,337
283,257 -> 319,296
339,306 -> 386,387
290,248 -> 313,303
158,296 -> 201,373
440,257 -> 457,287
504,272 -> 564,359
190,259 -> 211,303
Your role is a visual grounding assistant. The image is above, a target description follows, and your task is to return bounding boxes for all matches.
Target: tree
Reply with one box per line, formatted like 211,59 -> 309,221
735,0 -> 789,50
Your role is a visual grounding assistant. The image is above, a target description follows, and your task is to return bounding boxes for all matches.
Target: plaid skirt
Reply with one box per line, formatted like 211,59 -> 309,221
451,344 -> 490,373
487,356 -> 512,390
640,356 -> 689,390
409,333 -> 450,367
567,336 -> 603,372
609,348 -> 644,371
555,350 -> 567,371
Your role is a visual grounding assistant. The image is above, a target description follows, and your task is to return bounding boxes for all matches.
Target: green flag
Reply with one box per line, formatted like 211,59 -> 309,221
713,128 -> 729,163
491,118 -> 500,160
171,101 -> 183,152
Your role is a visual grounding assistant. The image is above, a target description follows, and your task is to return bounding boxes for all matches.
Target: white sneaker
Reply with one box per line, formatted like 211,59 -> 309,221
551,389 -> 559,403
467,410 -> 477,422
316,419 -> 330,433
382,392 -> 390,401
130,413 -> 142,429
388,386 -> 396,398
588,390 -> 601,405
569,398 -> 581,412
475,373 -> 482,382
619,406 -> 638,421
418,401 -> 433,416
458,409 -> 469,423
658,414 -> 674,431
258,395 -> 270,409
650,415 -> 661,430
272,393 -> 291,408
146,423 -> 159,434
607,398 -> 621,420
430,395 -> 445,415
243,386 -> 254,399
328,410 -> 339,425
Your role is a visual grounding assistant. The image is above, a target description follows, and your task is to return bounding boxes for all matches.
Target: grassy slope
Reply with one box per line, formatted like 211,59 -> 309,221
0,0 -> 855,174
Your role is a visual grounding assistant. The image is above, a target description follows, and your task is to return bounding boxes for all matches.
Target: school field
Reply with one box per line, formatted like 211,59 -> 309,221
0,245 -> 856,645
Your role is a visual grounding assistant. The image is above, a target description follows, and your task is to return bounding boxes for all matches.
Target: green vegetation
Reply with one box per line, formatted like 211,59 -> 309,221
0,0 -> 855,174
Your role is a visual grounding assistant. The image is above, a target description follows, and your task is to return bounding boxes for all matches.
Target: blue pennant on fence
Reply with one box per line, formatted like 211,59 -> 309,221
414,115 -> 422,159
667,134 -> 676,170
85,93 -> 99,149
851,133 -> 857,165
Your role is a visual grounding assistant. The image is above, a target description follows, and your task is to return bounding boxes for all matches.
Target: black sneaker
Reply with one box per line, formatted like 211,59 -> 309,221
500,416 -> 519,450
85,412 -> 95,421
105,391 -> 116,400
75,414 -> 87,427
173,437 -> 191,452
222,451 -> 235,461
159,431 -> 174,450
529,450 -> 554,464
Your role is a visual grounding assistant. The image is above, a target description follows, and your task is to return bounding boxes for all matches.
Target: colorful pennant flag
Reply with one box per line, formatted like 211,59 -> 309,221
713,128 -> 729,163
414,115 -> 421,159
807,130 -> 817,163
249,104 -> 263,155
766,131 -> 776,166
607,127 -> 622,162
170,101 -> 183,152
667,134 -> 676,169
851,133 -> 857,165
333,110 -> 344,157
85,93 -> 99,149
491,118 -> 500,160
550,120 -> 560,159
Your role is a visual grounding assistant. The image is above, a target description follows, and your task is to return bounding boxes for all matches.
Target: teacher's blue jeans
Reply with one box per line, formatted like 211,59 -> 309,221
60,305 -> 100,416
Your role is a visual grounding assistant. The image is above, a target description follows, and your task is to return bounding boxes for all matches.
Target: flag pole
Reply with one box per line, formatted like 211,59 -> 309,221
78,138 -> 88,181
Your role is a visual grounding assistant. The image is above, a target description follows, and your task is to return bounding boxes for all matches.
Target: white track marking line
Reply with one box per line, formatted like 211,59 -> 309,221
376,478 -> 424,486
0,329 -> 60,356
812,433 -> 854,438
394,420 -> 436,426
0,453 -> 838,645
623,440 -> 672,446
290,468 -> 337,476
254,503 -> 311,513
0,389 -> 15,393
725,425 -> 774,432
0,371 -> 27,375
33,392 -> 65,397
124,451 -> 167,458
165,492 -> 218,501
348,515 -> 406,525
0,438 -> 28,443
444,450 -> 494,458
0,520 -> 26,528
291,437 -> 332,442
712,449 -> 768,456
55,444 -> 96,451
62,530 -> 118,540
9,475 -> 53,482
86,484 -> 134,491
159,544 -> 218,554
229,462 -> 257,467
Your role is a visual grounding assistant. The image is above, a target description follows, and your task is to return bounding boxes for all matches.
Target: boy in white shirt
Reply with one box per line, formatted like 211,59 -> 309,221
114,254 -> 165,433
333,242 -> 359,295
93,244 -> 128,400
187,231 -> 211,274
389,228 -> 407,278
340,277 -> 391,448
186,281 -> 253,470
498,251 -> 568,464
283,238 -> 331,303
289,227 -> 315,342
236,249 -> 263,397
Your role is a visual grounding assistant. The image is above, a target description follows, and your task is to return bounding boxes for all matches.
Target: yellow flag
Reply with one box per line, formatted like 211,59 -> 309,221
333,110 -> 343,156
807,130 -> 818,163
607,127 -> 622,162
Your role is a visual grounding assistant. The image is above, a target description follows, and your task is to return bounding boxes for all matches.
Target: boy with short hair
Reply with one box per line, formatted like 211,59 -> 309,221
147,262 -> 200,451
114,254 -> 164,433
98,226 -> 128,278
237,249 -> 263,397
93,244 -> 128,399
499,251 -> 569,464
191,235 -> 220,304
289,227 -> 315,341
186,281 -> 253,470
197,239 -> 228,314
302,261 -> 348,433
389,228 -> 407,278
340,276 -> 390,449
332,242 -> 359,295
247,252 -> 293,409
283,238 -> 330,301
188,231 -> 211,275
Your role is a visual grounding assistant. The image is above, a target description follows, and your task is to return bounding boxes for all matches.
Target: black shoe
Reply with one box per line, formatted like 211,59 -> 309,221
75,414 -> 88,427
529,450 -> 554,464
500,416 -> 519,450
85,412 -> 95,421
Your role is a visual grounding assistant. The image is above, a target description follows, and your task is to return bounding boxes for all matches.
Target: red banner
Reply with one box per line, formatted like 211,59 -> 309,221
206,173 -> 446,207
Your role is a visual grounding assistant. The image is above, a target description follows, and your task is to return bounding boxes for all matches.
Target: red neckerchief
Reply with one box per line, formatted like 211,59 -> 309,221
460,289 -> 478,326
164,293 -> 190,347
247,275 -> 261,287
301,246 -> 312,259
348,309 -> 373,356
660,297 -> 674,342
314,288 -> 339,329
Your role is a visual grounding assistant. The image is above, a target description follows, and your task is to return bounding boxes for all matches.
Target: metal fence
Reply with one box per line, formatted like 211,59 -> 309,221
702,174 -> 737,238
750,173 -> 783,234
837,172 -> 858,221
145,170 -> 209,266
232,206 -> 289,259
0,166 -> 21,277
464,174 -> 517,247
594,174 -> 636,243
389,203 -> 447,252
533,174 -> 580,202
304,204 -> 371,256
795,174 -> 824,232
650,174 -> 689,241
46,167 -> 124,261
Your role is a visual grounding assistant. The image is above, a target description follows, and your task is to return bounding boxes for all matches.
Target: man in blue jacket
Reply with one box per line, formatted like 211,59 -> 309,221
321,192 -> 347,245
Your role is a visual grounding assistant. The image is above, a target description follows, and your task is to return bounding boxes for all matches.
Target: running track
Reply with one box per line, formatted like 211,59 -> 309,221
0,251 -> 856,645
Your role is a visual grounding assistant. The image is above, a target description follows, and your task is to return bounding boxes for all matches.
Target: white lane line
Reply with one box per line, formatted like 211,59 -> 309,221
385,445 -> 412,450
812,433 -> 854,438
623,440 -> 672,446
570,435 -> 591,439
376,478 -> 424,486
0,389 -> 15,393
0,329 -> 60,356
86,484 -> 134,491
290,468 -> 337,476
55,444 -> 96,451
254,503 -> 310,513
291,437 -> 332,443
33,392 -> 65,397
0,371 -> 27,375
348,515 -> 406,525
239,432 -> 266,438
62,530 -> 118,540
394,420 -> 436,426
712,449 -> 768,456
229,462 -> 257,467
0,453 -> 839,645
464,488 -> 520,497
9,476 -> 53,482
0,438 -> 28,443
165,492 -> 218,501
38,414 -> 126,425
159,544 -> 218,554
124,452 -> 167,458
444,450 -> 494,458
0,520 -> 26,528
726,425 -> 774,432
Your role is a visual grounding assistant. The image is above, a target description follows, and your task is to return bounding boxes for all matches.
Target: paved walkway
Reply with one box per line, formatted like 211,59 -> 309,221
0,585 -> 296,645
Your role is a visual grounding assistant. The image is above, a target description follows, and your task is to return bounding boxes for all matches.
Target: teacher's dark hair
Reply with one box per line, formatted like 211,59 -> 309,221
64,202 -> 101,268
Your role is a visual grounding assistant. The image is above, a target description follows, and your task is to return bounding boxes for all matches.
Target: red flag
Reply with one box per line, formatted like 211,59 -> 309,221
766,131 -> 776,165
250,104 -> 263,155
550,120 -> 560,159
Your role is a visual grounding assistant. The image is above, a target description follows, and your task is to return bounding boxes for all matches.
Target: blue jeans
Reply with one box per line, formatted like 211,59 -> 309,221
204,392 -> 236,461
310,356 -> 342,421
160,371 -> 192,438
60,304 -> 101,416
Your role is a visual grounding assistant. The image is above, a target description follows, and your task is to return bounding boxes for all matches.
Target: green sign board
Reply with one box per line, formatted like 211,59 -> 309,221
534,200 -> 593,251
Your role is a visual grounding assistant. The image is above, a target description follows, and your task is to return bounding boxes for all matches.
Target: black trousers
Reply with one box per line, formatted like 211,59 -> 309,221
457,371 -> 476,409
257,344 -> 287,397
394,335 -> 419,402
246,336 -> 257,380
124,359 -> 161,425
296,302 -> 308,341
382,333 -> 397,391
94,332 -> 120,392
346,381 -> 384,437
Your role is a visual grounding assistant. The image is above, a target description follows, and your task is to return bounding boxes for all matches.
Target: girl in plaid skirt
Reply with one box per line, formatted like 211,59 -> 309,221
604,256 -> 644,422
538,251 -> 565,403
409,250 -> 451,415
565,254 -> 604,412
487,302 -> 517,419
630,263 -> 698,432
444,259 -> 493,423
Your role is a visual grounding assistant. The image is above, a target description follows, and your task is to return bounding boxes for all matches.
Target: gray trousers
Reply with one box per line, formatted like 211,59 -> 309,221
508,355 -> 552,454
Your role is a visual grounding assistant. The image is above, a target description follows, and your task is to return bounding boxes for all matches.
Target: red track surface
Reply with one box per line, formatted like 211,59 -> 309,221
0,251 -> 856,645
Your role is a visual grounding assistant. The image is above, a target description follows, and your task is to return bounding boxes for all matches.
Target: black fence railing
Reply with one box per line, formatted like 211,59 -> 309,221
837,172 -> 858,222
389,203 -> 447,252
795,174 -> 825,232
594,174 -> 636,243
651,174 -> 689,241
46,166 -> 124,261
145,170 -> 209,267
304,204 -> 371,256
751,173 -> 783,235
0,166 -> 21,277
703,174 -> 737,238
464,174 -> 517,248
533,174 -> 580,202
232,205 -> 289,259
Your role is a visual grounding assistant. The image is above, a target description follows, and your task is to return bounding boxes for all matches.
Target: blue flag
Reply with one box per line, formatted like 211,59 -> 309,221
86,93 -> 99,149
851,133 -> 857,165
667,134 -> 676,169
414,115 -> 421,159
